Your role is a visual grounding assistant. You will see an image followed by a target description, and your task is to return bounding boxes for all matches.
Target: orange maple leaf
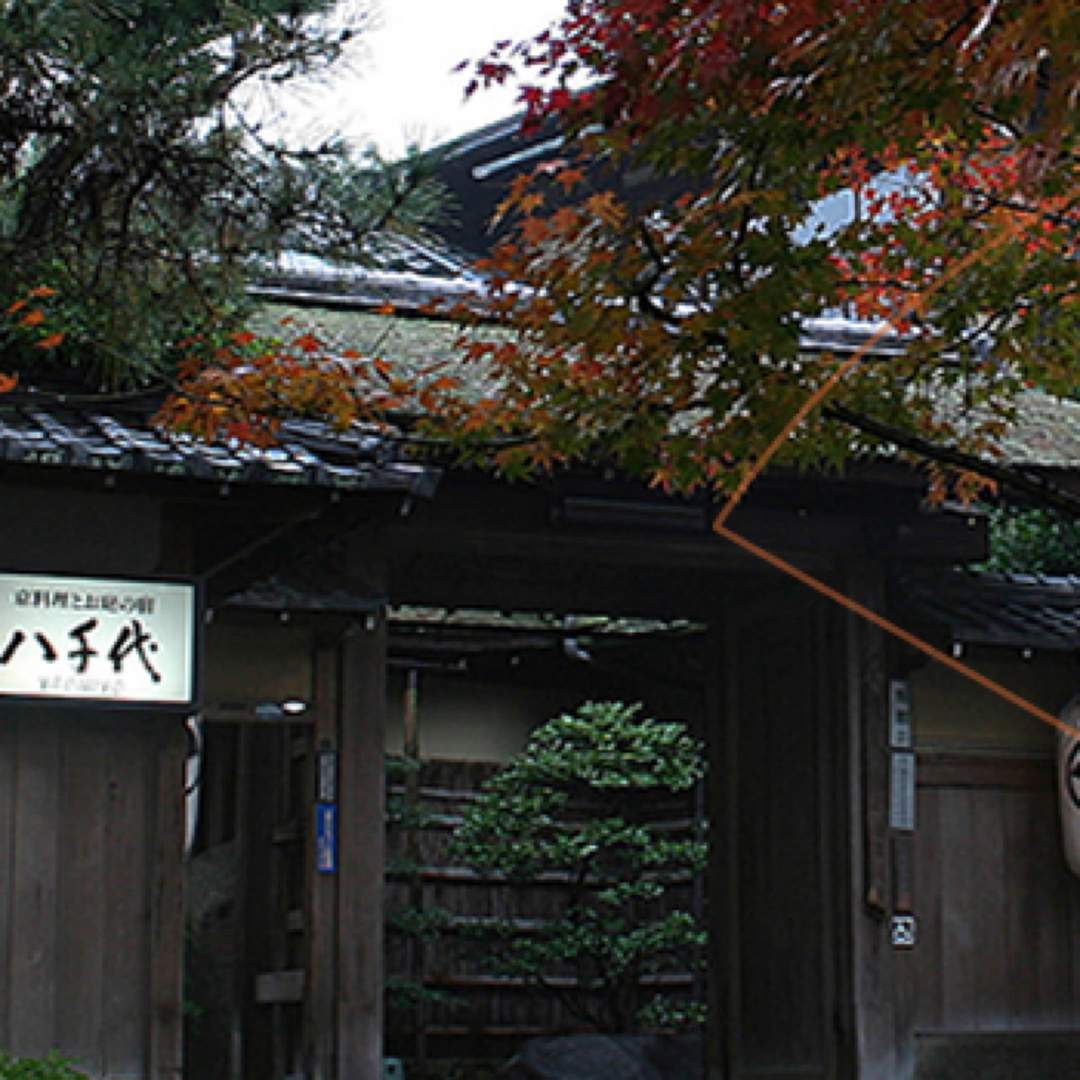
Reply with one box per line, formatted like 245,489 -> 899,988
550,207 -> 580,236
585,191 -> 624,227
520,216 -> 550,245
0,372 -> 18,393
35,332 -> 65,350
19,309 -> 45,327
556,167 -> 586,194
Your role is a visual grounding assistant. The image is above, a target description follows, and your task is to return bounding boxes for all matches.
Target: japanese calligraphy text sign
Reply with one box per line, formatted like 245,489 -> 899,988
0,572 -> 197,707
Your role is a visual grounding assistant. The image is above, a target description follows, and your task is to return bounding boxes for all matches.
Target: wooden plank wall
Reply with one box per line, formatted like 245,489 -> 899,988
0,710 -> 185,1079
913,753 -> 1080,1033
383,758 -> 704,1065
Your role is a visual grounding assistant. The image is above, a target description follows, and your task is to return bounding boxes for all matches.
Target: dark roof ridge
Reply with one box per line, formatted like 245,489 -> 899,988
897,566 -> 1080,652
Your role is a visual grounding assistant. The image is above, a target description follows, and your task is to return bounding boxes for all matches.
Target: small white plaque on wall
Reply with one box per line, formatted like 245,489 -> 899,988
890,751 -> 917,832
889,678 -> 913,748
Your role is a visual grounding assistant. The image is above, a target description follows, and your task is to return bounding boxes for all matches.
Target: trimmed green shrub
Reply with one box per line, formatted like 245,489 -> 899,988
0,1053 -> 89,1080
451,701 -> 708,1033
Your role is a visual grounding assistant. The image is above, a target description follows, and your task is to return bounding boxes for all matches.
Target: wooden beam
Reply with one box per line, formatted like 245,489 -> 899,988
385,474 -> 985,573
382,500 -> 982,618
918,752 -> 1052,790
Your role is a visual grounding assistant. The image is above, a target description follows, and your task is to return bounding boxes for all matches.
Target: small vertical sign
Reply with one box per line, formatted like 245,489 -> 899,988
315,742 -> 338,873
317,745 -> 338,802
889,679 -> 916,830
891,914 -> 917,949
889,678 -> 913,748
890,751 -> 917,831
315,802 -> 338,874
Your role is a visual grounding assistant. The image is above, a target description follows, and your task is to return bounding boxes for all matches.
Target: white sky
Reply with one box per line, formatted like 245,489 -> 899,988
276,0 -> 569,157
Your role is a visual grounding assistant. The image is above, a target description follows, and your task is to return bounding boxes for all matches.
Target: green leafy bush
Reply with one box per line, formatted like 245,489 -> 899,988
980,506 -> 1080,575
451,701 -> 708,1033
0,1053 -> 89,1080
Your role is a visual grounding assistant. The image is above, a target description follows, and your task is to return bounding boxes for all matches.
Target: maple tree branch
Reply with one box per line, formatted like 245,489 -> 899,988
824,401 -> 1080,517
906,3 -> 983,54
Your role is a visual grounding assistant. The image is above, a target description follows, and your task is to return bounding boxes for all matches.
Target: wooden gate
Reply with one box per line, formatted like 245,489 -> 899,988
184,718 -> 311,1079
185,628 -> 386,1080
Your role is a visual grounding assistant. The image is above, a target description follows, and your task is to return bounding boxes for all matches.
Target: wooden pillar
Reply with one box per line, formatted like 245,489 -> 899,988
307,638 -> 341,1080
401,667 -> 428,1067
337,611 -> 387,1079
148,717 -> 187,1080
846,561 -> 909,1079
0,716 -> 14,1049
707,585 -> 853,1080
704,621 -> 732,1080
152,496 -> 194,1080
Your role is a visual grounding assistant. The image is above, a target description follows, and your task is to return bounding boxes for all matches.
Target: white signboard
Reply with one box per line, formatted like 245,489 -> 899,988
0,572 -> 196,705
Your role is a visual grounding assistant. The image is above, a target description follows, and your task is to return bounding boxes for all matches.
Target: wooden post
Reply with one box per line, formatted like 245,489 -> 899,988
307,639 -> 340,1080
704,621 -> 732,1080
402,667 -> 427,1068
846,561 -> 900,1079
149,718 -> 187,1080
0,715 -> 15,1049
337,612 -> 387,1079
892,832 -> 918,1080
230,726 -> 252,1080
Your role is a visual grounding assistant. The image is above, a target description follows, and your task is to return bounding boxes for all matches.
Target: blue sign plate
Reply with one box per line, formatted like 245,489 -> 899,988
316,802 -> 338,874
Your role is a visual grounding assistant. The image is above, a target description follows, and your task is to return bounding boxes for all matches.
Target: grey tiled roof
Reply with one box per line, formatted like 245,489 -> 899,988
5,245 -> 1080,497
253,258 -> 1080,472
898,570 -> 1080,651
0,404 -> 439,496
250,240 -> 485,313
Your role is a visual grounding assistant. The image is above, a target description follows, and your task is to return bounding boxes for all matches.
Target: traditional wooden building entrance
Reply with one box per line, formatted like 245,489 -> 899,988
369,469 -> 984,1080
0,396 -> 1001,1080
